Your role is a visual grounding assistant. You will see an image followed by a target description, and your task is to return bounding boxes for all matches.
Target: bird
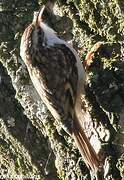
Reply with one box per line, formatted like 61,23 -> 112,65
20,5 -> 101,173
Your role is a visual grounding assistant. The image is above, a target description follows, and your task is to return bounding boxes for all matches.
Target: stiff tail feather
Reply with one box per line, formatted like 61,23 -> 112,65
72,118 -> 100,173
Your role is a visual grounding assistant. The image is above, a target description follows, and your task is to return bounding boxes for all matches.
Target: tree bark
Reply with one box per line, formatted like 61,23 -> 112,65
0,0 -> 124,179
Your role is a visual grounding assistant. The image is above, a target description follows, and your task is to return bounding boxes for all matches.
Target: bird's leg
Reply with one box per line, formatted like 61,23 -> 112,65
83,42 -> 104,70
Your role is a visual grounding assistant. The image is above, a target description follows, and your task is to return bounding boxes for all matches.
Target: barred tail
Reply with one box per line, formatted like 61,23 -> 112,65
72,118 -> 100,173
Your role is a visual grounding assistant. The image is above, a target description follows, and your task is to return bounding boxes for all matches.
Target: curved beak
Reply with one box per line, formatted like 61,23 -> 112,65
38,5 -> 45,24
32,5 -> 45,26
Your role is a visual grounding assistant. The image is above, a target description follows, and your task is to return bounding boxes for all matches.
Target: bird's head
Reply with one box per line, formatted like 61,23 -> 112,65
32,5 -> 45,26
20,5 -> 46,64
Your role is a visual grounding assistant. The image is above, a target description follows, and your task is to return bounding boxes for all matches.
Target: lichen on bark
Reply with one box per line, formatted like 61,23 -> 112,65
0,0 -> 124,179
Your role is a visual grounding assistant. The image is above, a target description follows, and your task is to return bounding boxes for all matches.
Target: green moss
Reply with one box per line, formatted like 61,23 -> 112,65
1,0 -> 124,179
117,154 -> 124,179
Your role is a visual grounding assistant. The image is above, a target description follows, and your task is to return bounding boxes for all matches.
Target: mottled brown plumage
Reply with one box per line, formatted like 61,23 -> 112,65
20,6 -> 100,173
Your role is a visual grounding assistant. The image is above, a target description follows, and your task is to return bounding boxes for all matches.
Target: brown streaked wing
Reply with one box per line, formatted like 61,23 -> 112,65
30,43 -> 78,123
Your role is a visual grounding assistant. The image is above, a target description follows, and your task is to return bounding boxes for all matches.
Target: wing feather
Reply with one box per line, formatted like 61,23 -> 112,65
26,41 -> 78,133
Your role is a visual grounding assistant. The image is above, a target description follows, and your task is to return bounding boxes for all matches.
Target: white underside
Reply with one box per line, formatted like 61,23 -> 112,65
20,22 -> 86,124
40,22 -> 86,119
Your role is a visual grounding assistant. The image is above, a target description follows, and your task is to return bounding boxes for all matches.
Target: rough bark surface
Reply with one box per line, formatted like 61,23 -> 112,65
0,0 -> 124,179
